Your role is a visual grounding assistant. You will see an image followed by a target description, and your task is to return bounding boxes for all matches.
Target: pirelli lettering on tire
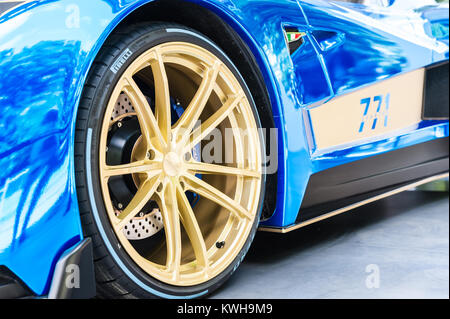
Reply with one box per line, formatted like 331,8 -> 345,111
110,48 -> 133,74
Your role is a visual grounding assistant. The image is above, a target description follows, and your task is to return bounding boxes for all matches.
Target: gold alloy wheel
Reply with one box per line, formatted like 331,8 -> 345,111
98,42 -> 263,286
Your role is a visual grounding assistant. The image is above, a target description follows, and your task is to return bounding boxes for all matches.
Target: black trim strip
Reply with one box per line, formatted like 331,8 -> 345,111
259,172 -> 448,233
297,137 -> 449,223
0,266 -> 34,299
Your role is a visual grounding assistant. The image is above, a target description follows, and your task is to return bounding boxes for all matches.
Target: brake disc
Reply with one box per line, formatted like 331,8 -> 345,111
111,93 -> 165,241
111,92 -> 136,120
122,209 -> 165,240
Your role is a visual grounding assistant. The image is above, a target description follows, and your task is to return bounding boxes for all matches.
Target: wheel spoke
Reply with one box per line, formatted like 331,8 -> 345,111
150,51 -> 172,143
186,93 -> 244,151
185,161 -> 260,178
174,61 -> 221,143
158,180 -> 182,278
182,173 -> 252,220
116,175 -> 162,230
103,160 -> 161,178
175,181 -> 208,270
121,76 -> 166,151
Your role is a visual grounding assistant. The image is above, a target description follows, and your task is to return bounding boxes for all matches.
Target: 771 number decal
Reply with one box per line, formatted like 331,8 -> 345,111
359,94 -> 391,133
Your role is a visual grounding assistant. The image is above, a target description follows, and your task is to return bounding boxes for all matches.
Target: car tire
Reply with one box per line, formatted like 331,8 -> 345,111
74,22 -> 265,299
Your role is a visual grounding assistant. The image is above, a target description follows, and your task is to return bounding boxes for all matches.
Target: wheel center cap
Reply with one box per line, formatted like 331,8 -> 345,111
163,152 -> 182,177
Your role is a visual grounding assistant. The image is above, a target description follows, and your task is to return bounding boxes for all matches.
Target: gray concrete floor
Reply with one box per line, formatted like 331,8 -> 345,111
212,190 -> 449,299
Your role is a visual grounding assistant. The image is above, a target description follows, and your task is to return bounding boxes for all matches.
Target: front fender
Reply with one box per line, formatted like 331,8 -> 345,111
0,0 -> 160,296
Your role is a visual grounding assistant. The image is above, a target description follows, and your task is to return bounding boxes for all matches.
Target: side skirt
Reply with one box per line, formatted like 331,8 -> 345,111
259,172 -> 449,234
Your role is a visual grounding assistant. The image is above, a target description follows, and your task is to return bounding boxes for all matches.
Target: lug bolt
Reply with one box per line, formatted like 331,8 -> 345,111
118,203 -> 123,209
146,150 -> 155,160
216,241 -> 226,249
117,122 -> 122,128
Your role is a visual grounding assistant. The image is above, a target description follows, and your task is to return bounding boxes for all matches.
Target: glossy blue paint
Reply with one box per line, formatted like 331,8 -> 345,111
0,0 -> 154,295
0,0 -> 448,296
299,0 -> 449,96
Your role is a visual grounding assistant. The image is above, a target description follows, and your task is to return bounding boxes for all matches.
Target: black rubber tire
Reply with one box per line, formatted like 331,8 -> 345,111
74,22 -> 266,299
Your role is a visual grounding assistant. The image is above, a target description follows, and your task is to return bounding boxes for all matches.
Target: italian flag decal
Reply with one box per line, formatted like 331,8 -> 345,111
286,31 -> 306,43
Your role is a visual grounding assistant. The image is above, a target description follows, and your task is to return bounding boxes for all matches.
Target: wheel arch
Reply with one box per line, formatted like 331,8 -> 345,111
77,0 -> 280,220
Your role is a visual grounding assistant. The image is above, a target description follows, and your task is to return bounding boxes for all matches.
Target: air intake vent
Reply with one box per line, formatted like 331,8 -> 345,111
423,62 -> 449,120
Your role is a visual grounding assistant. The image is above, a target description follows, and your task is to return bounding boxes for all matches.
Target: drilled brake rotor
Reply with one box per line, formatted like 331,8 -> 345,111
111,93 -> 164,241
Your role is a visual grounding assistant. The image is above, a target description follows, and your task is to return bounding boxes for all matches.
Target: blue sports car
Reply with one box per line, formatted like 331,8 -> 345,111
0,0 -> 448,299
